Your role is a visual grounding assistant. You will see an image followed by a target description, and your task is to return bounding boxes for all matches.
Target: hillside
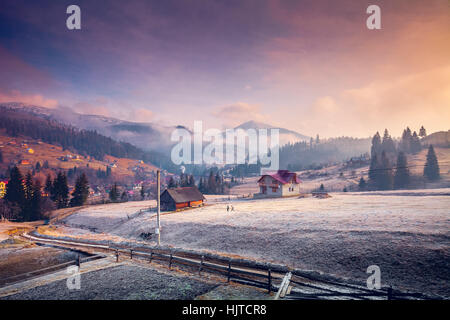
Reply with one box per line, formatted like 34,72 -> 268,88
0,102 -> 176,153
0,132 -> 158,183
229,146 -> 450,195
422,130 -> 450,147
235,120 -> 310,144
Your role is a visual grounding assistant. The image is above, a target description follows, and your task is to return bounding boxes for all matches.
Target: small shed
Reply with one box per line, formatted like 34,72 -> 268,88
160,186 -> 205,211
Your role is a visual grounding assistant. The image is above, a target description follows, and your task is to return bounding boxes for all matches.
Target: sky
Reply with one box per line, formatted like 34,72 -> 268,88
0,0 -> 449,138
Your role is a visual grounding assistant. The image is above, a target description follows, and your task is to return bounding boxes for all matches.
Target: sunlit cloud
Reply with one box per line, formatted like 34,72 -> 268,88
0,90 -> 58,108
212,102 -> 269,127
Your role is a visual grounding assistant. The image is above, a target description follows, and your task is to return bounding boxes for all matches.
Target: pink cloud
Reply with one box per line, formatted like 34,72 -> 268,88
0,89 -> 58,108
212,102 -> 269,127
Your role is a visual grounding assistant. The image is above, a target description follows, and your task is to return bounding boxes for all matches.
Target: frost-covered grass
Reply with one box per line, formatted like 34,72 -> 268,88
62,190 -> 450,297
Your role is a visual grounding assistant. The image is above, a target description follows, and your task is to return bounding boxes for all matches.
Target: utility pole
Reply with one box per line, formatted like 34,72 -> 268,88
156,169 -> 161,245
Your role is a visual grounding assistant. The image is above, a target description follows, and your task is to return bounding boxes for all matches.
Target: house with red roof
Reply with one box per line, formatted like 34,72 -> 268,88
257,170 -> 301,197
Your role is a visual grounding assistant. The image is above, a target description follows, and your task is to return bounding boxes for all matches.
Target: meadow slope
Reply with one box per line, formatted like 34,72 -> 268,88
60,191 -> 450,297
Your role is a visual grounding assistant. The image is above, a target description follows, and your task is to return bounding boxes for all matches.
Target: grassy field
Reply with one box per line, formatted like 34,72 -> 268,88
55,190 -> 450,297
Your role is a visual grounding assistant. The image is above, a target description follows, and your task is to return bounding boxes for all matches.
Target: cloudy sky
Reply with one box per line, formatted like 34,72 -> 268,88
0,0 -> 449,138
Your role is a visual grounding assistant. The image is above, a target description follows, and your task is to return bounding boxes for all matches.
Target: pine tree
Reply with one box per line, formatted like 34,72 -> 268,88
358,177 -> 366,190
368,153 -> 379,183
44,174 -> 53,196
140,186 -> 145,200
207,171 -> 216,194
23,172 -> 34,221
35,161 -> 41,172
109,183 -> 119,202
215,172 -> 222,193
198,177 -> 204,193
70,173 -> 89,207
381,129 -> 396,154
378,151 -> 393,190
24,172 -> 34,201
419,126 -> 427,138
0,149 -> 3,163
4,166 -> 25,220
121,191 -> 128,202
179,173 -> 187,187
188,175 -> 195,187
394,152 -> 410,189
168,177 -> 176,188
423,145 -> 440,181
52,172 -> 69,209
30,180 -> 43,220
370,132 -> 382,157
410,131 -> 421,154
400,127 -> 412,153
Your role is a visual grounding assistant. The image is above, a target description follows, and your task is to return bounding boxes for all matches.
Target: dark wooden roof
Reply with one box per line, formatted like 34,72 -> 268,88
161,186 -> 205,203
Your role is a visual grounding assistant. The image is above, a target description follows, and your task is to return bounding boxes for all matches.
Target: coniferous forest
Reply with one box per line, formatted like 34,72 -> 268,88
367,127 -> 440,190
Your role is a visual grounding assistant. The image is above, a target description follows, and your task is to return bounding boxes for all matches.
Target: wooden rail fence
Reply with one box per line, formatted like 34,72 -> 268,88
20,232 -> 438,300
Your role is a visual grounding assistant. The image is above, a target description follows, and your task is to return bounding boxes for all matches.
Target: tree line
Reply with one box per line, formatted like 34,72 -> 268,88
165,171 -> 237,195
366,127 -> 439,190
0,166 -> 90,221
280,136 -> 371,171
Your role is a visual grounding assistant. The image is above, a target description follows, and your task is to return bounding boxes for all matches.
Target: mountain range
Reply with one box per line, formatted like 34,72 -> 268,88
0,103 -> 310,151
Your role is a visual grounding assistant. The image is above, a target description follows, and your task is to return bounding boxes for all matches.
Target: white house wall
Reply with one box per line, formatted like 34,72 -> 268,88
258,176 -> 300,197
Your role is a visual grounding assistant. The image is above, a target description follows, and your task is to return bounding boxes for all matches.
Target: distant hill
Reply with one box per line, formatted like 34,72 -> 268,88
421,130 -> 450,147
0,132 -> 158,184
0,104 -> 171,171
0,102 -> 177,152
235,120 -> 310,145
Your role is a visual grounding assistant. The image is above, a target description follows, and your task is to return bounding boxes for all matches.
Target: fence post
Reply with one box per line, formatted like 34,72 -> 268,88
169,254 -> 173,269
227,260 -> 231,282
149,251 -> 153,263
115,249 -> 119,262
268,269 -> 272,294
130,249 -> 133,260
77,255 -> 81,268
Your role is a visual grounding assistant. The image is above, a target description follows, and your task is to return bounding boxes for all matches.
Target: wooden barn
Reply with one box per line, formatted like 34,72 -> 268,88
160,186 -> 205,211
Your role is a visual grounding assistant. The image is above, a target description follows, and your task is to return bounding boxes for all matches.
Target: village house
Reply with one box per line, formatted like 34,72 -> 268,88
256,170 -> 301,197
160,186 -> 205,211
0,180 -> 8,199
19,159 -> 31,165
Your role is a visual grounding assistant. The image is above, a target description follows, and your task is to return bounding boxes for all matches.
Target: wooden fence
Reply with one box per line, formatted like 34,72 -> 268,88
19,232 -> 438,300
0,253 -> 105,287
